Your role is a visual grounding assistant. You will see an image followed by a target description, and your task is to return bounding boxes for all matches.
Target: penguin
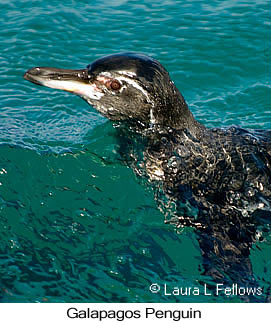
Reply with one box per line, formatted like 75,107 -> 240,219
24,52 -> 271,299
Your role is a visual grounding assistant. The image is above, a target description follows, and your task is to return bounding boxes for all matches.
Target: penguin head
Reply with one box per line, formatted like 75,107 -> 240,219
24,52 -> 192,129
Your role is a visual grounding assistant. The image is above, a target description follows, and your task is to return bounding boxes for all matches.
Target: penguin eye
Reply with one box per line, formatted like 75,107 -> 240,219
106,79 -> 121,91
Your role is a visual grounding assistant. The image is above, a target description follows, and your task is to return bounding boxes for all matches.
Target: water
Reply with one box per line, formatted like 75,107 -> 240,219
1,0 -> 271,302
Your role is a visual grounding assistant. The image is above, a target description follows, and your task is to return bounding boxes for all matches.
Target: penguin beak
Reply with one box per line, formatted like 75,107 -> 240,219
24,67 -> 104,100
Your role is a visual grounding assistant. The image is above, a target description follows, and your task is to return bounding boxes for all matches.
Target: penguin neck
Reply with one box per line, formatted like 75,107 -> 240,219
151,82 -> 206,137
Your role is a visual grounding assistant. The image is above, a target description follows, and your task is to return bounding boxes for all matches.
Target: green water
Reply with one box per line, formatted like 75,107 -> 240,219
1,0 -> 271,302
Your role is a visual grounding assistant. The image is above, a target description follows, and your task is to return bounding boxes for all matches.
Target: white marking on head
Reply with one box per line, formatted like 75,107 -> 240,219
96,75 -> 110,83
150,107 -> 156,125
115,76 -> 151,102
118,71 -> 137,77
99,71 -> 113,77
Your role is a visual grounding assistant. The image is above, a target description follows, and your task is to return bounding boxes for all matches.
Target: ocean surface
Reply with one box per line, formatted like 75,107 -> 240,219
1,0 -> 271,302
